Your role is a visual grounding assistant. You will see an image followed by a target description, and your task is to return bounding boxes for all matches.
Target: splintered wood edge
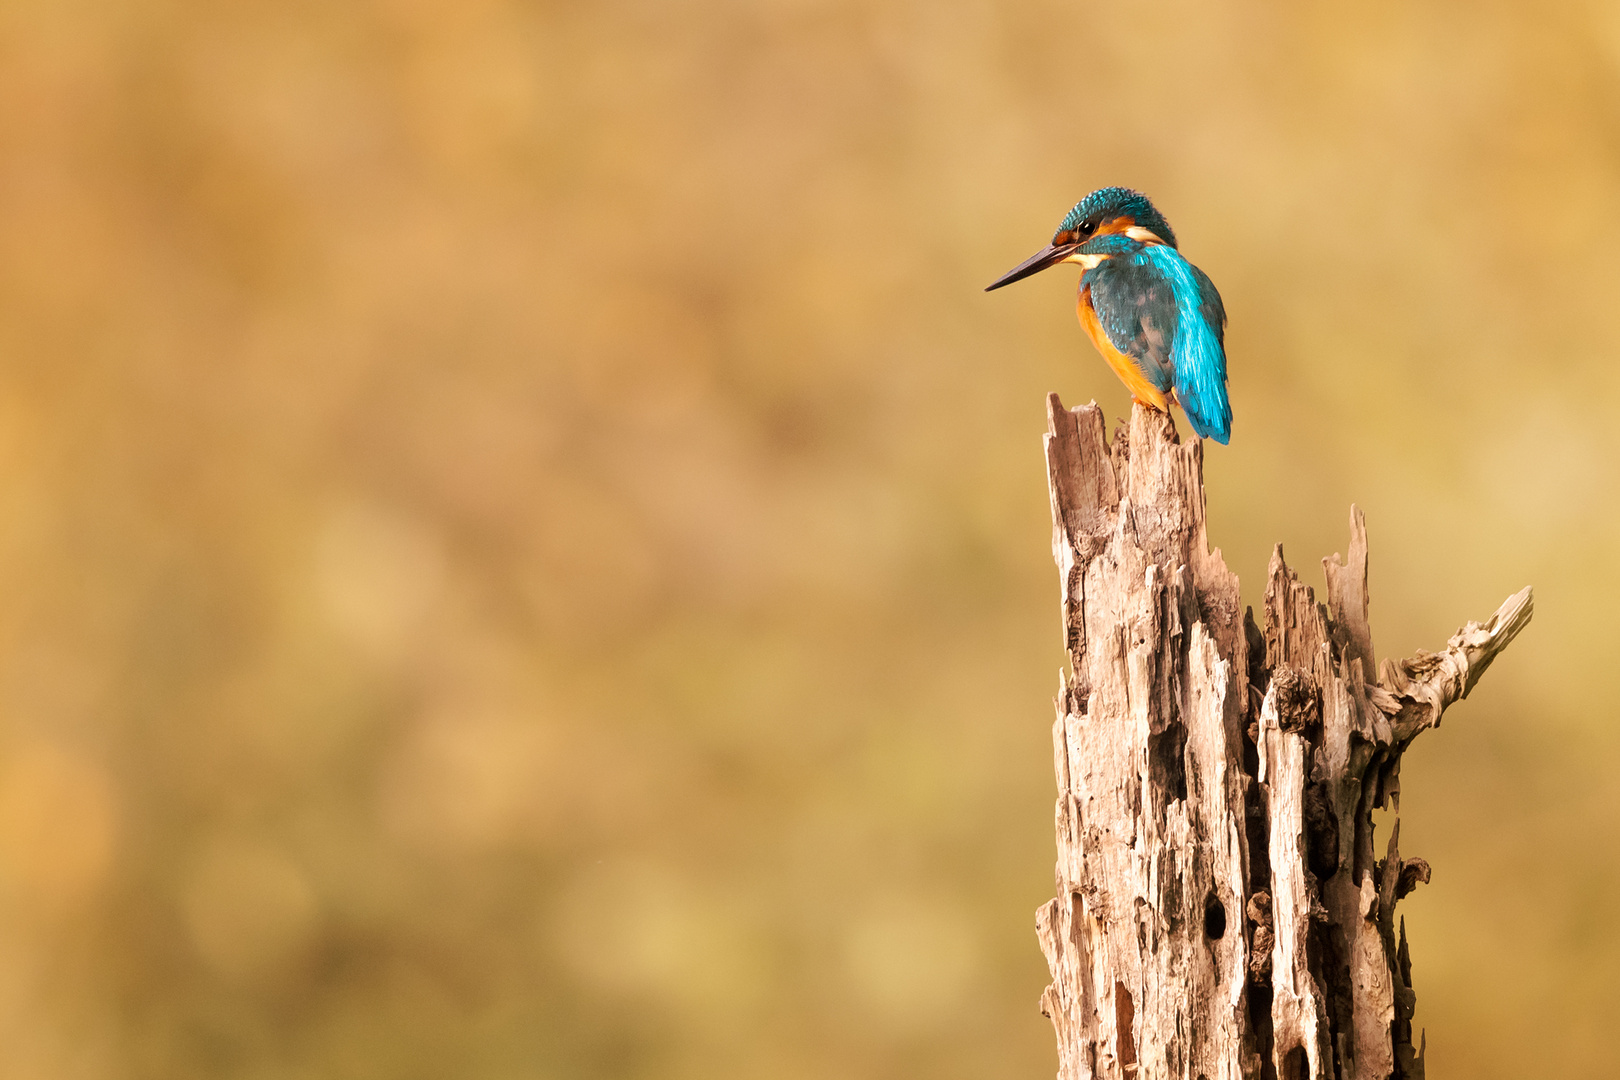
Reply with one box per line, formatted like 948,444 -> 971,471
1322,504 -> 1375,684
1370,585 -> 1534,742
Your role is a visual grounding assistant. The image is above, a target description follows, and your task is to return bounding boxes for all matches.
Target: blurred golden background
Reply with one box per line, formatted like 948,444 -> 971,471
0,0 -> 1612,1076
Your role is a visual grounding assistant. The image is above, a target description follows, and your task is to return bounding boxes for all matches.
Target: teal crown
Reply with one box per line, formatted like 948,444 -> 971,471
1058,187 -> 1178,248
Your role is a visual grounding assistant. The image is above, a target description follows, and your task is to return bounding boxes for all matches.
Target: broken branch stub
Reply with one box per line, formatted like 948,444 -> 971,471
1037,396 -> 1531,1080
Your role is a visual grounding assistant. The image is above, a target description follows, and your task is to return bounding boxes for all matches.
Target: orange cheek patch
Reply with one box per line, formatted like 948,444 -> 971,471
1093,216 -> 1136,237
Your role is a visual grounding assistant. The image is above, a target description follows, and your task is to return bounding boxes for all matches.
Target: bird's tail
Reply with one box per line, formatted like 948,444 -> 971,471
1174,359 -> 1231,444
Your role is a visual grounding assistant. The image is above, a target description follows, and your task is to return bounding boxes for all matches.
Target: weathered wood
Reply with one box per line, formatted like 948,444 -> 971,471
1038,396 -> 1531,1080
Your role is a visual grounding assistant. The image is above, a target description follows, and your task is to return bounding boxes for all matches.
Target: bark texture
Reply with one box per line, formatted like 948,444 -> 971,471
1036,396 -> 1531,1080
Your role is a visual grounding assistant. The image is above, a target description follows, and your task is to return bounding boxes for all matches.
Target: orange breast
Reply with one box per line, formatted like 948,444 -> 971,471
1077,287 -> 1169,411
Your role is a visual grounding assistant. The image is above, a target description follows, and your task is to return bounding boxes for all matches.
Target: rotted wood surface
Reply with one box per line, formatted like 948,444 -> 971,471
1036,396 -> 1531,1080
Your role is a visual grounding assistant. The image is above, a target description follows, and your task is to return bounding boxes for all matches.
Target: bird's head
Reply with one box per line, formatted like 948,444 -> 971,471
985,187 -> 1176,292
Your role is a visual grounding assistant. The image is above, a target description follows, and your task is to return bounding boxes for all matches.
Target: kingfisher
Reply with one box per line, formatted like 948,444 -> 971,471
986,187 -> 1232,444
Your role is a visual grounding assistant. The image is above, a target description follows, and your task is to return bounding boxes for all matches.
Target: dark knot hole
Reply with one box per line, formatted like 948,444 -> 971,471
1203,891 -> 1226,940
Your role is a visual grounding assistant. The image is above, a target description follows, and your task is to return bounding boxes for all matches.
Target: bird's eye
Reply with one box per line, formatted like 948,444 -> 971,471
1079,221 -> 1096,235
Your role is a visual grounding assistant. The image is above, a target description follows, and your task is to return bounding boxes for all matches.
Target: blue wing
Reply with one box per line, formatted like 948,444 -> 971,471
1157,251 -> 1231,444
1086,243 -> 1231,444
1083,247 -> 1178,396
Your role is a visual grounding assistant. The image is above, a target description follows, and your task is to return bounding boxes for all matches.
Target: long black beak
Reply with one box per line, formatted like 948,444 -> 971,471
984,242 -> 1078,292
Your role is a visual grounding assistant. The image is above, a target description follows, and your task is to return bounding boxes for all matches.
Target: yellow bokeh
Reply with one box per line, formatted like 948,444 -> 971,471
0,741 -> 116,907
0,0 -> 1609,1076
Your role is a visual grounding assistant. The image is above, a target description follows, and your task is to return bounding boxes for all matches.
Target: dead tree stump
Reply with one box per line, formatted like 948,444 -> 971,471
1036,396 -> 1531,1080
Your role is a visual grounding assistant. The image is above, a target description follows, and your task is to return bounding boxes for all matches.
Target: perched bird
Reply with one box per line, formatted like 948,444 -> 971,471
986,187 -> 1232,444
